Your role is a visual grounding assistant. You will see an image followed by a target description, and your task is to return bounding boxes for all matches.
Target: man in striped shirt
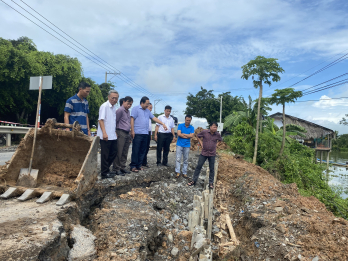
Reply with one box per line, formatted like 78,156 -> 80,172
64,82 -> 91,135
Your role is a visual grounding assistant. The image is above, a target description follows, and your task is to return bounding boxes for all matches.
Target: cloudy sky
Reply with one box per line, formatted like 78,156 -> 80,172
1,0 -> 348,133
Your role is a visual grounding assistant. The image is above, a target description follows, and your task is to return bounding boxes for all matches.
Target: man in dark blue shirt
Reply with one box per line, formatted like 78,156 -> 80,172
64,82 -> 91,135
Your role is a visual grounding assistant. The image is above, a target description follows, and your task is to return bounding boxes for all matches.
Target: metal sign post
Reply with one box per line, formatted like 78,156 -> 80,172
29,76 -> 53,128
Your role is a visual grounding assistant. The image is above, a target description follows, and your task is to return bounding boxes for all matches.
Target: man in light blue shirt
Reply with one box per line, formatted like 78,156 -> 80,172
130,96 -> 167,172
175,115 -> 195,178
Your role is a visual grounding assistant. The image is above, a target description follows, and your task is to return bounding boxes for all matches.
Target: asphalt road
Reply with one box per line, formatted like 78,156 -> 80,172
0,152 -> 14,165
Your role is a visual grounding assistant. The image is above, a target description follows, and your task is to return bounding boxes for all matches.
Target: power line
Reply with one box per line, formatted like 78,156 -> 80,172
295,97 -> 348,103
300,73 -> 348,93
4,0 -> 168,107
289,52 -> 348,87
267,48 -> 348,91
16,0 -> 167,106
302,80 -> 348,96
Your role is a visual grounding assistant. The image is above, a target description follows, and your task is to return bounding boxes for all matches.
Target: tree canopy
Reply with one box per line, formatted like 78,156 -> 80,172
185,87 -> 245,124
0,37 -> 105,126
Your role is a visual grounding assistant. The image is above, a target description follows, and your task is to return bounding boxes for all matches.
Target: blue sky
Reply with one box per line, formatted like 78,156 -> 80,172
1,0 -> 348,133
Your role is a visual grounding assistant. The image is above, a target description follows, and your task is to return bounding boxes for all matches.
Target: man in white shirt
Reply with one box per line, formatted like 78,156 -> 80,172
97,90 -> 119,179
155,105 -> 175,167
142,103 -> 153,168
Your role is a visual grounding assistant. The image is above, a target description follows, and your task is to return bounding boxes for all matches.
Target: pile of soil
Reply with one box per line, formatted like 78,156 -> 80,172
41,161 -> 80,188
190,127 -> 204,151
213,153 -> 348,260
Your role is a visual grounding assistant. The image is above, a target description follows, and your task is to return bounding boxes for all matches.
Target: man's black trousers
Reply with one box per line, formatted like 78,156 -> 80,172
100,139 -> 117,176
156,132 -> 172,165
142,131 -> 151,166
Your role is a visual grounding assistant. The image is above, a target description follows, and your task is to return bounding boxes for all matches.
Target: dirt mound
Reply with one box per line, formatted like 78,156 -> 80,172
119,188 -> 153,203
41,161 -> 80,188
214,153 -> 348,260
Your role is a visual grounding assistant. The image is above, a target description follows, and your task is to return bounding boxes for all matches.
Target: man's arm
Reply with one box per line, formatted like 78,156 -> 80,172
152,117 -> 167,131
86,114 -> 91,136
171,127 -> 175,139
177,130 -> 186,138
64,112 -> 70,131
130,117 -> 135,139
198,137 -> 203,149
154,125 -> 159,141
99,119 -> 108,140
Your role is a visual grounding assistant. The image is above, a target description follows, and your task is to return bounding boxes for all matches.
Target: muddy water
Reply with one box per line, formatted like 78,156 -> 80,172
327,151 -> 348,199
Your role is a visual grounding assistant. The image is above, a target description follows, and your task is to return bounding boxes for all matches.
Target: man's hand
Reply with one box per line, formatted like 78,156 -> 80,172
154,135 -> 158,142
162,124 -> 168,131
65,128 -> 70,132
103,132 -> 108,141
88,129 -> 91,136
131,131 -> 135,139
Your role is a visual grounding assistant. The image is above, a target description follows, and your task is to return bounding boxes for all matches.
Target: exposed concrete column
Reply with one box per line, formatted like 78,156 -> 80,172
320,151 -> 323,164
6,133 -> 11,147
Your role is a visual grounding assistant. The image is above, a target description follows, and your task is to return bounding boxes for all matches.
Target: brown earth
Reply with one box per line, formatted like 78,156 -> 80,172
0,127 -> 92,188
213,153 -> 348,260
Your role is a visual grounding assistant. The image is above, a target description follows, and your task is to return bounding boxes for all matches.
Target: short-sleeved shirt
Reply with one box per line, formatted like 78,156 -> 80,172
131,105 -> 154,134
116,105 -> 131,132
156,114 -> 175,133
97,101 -> 117,140
177,123 -> 194,148
197,130 -> 222,157
64,94 -> 89,135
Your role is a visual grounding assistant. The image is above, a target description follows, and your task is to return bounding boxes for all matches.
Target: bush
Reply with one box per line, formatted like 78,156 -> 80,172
226,122 -> 348,218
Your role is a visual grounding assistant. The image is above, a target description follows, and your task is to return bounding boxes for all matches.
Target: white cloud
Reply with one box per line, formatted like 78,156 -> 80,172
313,95 -> 348,109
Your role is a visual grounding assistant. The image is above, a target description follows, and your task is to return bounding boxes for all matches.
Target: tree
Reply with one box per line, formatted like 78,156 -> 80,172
0,37 -> 83,124
339,114 -> 348,126
269,88 -> 302,159
241,56 -> 284,164
185,87 -> 245,124
82,77 -> 105,126
99,82 -> 116,101
224,95 -> 257,130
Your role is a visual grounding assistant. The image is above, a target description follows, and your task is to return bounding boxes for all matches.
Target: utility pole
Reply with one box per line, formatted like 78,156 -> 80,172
154,99 -> 162,114
219,96 -> 222,123
105,72 -> 120,83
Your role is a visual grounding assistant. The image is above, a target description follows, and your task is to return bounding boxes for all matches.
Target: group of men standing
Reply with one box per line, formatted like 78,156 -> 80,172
64,82 -> 222,189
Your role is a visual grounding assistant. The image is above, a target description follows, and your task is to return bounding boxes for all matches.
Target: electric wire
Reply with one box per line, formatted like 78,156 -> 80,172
16,0 -> 167,104
4,0 -> 168,106
300,73 -> 348,93
272,50 -> 348,90
302,80 -> 348,96
289,53 -> 348,87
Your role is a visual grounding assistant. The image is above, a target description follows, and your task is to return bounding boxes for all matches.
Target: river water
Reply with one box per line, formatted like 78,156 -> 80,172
325,151 -> 348,199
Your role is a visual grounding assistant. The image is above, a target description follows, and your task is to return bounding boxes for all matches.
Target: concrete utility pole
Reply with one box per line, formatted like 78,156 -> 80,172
215,96 -> 223,123
154,99 -> 162,114
105,72 -> 120,83
219,96 -> 222,123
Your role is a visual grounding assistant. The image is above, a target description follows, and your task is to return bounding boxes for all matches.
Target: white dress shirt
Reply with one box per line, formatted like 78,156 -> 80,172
156,114 -> 175,133
97,101 -> 117,140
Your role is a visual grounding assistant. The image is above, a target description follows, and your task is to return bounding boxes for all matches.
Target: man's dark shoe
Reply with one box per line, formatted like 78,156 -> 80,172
109,170 -> 117,175
120,169 -> 130,174
157,163 -> 163,166
101,173 -> 116,179
116,170 -> 125,176
162,164 -> 172,168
